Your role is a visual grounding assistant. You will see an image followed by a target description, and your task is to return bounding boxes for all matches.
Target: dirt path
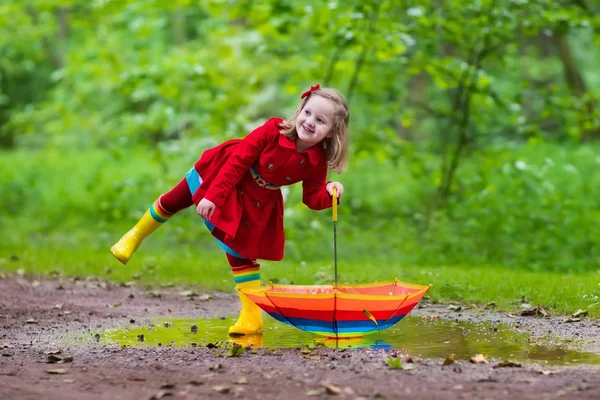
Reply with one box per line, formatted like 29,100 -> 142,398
1,276 -> 599,400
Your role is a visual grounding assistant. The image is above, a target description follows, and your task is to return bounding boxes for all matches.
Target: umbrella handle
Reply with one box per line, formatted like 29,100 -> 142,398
332,187 -> 338,222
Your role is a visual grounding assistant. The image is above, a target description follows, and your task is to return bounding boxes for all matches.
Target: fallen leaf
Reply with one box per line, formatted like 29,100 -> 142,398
25,319 -> 38,324
321,382 -> 341,395
493,361 -> 522,369
484,301 -> 496,309
421,315 -> 428,322
520,304 -> 536,316
448,305 -> 462,312
209,363 -> 223,371
228,343 -> 244,357
305,389 -> 323,396
197,294 -> 211,301
562,317 -> 581,323
470,354 -> 489,364
234,376 -> 248,385
430,313 -> 440,321
571,309 -> 588,318
212,385 -> 231,393
343,387 -> 355,395
362,309 -> 378,327
179,290 -> 198,297
45,368 -> 67,375
404,356 -> 420,363
160,383 -> 176,389
442,354 -> 455,366
149,390 -> 173,399
536,304 -> 549,318
47,354 -> 63,364
539,370 -> 561,375
304,354 -> 321,360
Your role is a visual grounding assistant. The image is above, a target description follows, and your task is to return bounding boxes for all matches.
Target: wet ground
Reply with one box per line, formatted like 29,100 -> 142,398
1,275 -> 600,399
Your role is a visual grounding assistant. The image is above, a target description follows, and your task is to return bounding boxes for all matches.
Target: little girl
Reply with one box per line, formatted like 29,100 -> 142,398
111,84 -> 350,336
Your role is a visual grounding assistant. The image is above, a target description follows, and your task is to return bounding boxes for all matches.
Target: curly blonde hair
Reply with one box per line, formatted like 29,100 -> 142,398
279,87 -> 349,173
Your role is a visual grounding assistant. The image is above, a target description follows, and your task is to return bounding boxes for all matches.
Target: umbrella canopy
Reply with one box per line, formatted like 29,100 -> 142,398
241,279 -> 430,338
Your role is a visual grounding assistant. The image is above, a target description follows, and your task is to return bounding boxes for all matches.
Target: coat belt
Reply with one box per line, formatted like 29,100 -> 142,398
250,167 -> 280,190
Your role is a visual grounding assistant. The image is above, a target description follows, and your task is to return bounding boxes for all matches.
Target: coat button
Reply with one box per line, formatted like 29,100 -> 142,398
243,221 -> 250,227
268,164 -> 274,169
285,176 -> 291,181
240,190 -> 244,196
300,159 -> 305,164
254,201 -> 260,207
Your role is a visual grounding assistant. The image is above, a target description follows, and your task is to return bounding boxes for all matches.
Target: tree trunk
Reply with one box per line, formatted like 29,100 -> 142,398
554,33 -> 597,141
172,8 -> 187,45
398,71 -> 429,141
56,8 -> 70,65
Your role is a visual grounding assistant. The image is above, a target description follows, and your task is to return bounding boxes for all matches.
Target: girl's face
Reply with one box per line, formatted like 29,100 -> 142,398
295,95 -> 335,152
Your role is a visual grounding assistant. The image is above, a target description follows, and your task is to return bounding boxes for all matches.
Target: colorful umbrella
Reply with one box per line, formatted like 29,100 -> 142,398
241,188 -> 431,338
241,279 -> 430,338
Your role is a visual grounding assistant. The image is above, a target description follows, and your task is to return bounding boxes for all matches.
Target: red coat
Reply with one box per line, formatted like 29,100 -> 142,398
191,117 -> 334,261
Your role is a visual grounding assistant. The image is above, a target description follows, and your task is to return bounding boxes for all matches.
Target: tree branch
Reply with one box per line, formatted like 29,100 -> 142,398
26,7 -> 63,70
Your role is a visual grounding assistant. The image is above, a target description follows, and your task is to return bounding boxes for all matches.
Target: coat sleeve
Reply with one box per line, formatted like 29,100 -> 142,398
301,165 -> 336,210
203,118 -> 280,207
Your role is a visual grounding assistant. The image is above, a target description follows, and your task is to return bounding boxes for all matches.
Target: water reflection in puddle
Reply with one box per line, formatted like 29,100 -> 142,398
100,315 -> 600,366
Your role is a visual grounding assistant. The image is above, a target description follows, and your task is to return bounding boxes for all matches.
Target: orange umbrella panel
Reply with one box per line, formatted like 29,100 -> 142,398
241,280 -> 431,338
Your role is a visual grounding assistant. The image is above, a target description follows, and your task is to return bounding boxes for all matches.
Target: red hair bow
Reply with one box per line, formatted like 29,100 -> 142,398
301,84 -> 320,99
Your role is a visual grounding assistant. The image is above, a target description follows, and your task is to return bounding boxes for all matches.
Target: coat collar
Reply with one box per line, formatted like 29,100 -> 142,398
278,133 -> 326,166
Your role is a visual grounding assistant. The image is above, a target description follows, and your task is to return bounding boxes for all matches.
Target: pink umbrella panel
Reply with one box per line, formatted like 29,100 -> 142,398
241,279 -> 431,338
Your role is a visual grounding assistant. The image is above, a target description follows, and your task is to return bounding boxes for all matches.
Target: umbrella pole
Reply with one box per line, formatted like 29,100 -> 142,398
332,188 -> 339,339
332,188 -> 338,289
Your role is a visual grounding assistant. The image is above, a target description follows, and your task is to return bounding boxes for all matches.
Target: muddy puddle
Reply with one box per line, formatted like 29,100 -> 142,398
93,315 -> 600,366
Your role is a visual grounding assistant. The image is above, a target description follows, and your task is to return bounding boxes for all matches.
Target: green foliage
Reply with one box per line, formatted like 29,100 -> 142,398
1,142 -> 598,272
1,0 -> 599,149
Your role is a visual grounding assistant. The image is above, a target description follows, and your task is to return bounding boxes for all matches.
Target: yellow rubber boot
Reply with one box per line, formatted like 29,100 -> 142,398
111,209 -> 163,265
228,280 -> 263,336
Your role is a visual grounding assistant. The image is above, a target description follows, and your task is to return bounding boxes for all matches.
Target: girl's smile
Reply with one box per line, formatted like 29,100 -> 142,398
295,96 -> 335,152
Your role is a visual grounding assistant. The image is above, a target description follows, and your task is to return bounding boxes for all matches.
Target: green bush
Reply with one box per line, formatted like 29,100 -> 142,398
1,142 -> 598,273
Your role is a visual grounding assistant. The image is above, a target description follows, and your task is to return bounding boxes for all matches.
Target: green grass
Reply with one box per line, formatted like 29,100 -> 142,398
1,144 -> 599,318
2,230 -> 599,318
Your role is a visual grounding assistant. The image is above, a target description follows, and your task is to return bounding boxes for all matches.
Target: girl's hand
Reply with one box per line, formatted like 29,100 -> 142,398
196,198 -> 216,220
326,181 -> 344,198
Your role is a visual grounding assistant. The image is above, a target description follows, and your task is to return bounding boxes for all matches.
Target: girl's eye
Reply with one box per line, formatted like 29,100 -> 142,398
317,118 -> 324,124
304,110 -> 310,115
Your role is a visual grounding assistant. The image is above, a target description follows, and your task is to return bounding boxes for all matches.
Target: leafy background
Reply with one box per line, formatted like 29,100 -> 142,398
1,0 -> 599,295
